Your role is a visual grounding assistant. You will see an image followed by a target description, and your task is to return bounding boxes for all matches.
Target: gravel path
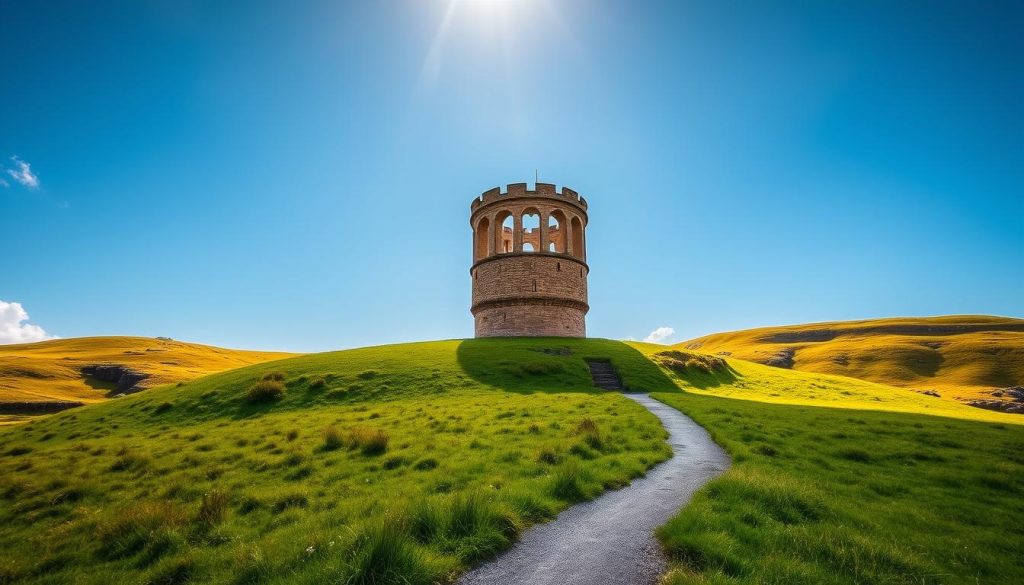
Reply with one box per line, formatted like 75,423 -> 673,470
458,393 -> 730,585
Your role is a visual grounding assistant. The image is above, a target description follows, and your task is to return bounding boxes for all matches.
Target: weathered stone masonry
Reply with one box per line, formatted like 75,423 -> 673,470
470,183 -> 589,337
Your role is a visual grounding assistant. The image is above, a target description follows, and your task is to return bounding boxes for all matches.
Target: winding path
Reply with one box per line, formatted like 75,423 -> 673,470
459,394 -> 731,585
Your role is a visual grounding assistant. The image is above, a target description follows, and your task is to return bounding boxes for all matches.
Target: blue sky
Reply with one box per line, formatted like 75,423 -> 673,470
2,0 -> 1022,352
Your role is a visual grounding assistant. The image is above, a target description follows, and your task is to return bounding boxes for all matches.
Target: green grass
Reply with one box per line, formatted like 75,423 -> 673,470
652,392 -> 1024,585
0,338 -> 674,584
3,335 -> 1022,584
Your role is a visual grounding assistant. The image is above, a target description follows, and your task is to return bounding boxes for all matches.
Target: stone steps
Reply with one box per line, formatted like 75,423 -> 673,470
586,360 -> 623,391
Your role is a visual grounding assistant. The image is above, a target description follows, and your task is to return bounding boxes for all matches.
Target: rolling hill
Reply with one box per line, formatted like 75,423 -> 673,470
0,338 -> 676,584
678,315 -> 1024,404
0,336 -> 294,414
0,337 -> 1020,584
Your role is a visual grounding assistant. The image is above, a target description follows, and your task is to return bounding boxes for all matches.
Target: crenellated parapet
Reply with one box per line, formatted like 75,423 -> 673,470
470,183 -> 588,212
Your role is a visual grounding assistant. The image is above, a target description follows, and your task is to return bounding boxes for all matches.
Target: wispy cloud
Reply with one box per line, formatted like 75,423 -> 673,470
0,300 -> 56,344
5,156 -> 40,189
643,326 -> 675,344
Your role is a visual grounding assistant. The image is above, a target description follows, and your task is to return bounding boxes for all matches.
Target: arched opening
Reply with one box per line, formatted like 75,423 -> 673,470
474,217 -> 490,261
521,209 -> 540,253
570,216 -> 584,259
495,211 -> 514,253
548,210 -> 567,253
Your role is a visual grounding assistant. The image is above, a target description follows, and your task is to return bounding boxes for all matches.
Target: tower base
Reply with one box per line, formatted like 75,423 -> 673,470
473,300 -> 586,337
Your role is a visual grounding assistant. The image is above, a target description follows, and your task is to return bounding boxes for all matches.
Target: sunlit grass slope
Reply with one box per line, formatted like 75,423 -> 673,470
0,338 -> 675,584
654,392 -> 1024,584
679,315 -> 1024,401
628,341 -> 1023,425
0,336 -> 295,403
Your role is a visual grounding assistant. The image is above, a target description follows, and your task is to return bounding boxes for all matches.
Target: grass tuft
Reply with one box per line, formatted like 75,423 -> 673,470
260,371 -> 286,382
574,417 -> 603,450
196,490 -> 228,526
414,458 -> 438,471
346,521 -> 436,585
536,447 -> 559,465
549,461 -> 588,502
322,425 -> 344,451
245,380 -> 284,403
109,447 -> 151,472
656,351 -> 728,376
95,502 -> 187,561
349,428 -> 389,456
835,447 -> 872,463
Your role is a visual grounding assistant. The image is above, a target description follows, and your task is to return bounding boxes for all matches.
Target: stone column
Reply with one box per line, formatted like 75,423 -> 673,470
580,223 -> 586,261
539,210 -> 549,253
486,214 -> 495,256
495,214 -> 507,254
564,216 -> 574,257
513,213 -> 523,253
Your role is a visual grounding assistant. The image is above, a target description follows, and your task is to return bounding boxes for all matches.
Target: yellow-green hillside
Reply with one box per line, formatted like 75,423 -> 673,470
628,342 -> 1023,425
0,336 -> 295,405
678,315 -> 1024,402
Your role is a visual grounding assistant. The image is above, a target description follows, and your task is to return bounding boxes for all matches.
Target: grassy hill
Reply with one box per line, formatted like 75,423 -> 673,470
0,337 -> 1020,584
625,343 -> 1024,583
655,392 -> 1024,584
0,338 -> 676,584
679,315 -> 1024,402
0,336 -> 294,412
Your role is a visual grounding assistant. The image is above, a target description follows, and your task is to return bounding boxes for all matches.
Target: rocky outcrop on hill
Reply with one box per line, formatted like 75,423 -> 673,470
80,364 -> 150,395
968,400 -> 1024,414
0,401 -> 84,414
764,347 -> 796,369
968,386 -> 1024,414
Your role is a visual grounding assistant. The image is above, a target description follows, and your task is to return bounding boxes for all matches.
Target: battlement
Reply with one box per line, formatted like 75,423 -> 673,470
470,183 -> 588,211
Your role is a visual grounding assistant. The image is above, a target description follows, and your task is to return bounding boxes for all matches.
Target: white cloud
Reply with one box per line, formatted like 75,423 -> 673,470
6,156 -> 39,189
643,326 -> 676,344
0,300 -> 56,344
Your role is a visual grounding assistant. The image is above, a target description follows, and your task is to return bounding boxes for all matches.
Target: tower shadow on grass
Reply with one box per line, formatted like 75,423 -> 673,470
455,337 -> 680,394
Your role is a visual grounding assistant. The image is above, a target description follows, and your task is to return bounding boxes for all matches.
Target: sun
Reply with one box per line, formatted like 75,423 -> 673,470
419,0 -> 551,90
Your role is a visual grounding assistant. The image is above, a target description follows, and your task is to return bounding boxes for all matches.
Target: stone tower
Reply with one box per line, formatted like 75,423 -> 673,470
470,183 -> 589,337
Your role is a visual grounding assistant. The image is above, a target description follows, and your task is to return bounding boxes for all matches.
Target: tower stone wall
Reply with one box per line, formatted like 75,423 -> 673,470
470,183 -> 589,337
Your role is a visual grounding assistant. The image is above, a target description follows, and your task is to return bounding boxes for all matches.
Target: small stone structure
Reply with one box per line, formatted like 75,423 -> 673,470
470,183 -> 589,337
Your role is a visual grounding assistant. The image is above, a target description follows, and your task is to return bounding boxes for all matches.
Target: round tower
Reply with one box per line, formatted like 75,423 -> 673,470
469,182 -> 589,337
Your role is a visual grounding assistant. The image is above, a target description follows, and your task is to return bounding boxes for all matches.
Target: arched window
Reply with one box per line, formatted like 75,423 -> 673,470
474,217 -> 490,261
570,216 -> 584,259
548,210 -> 567,253
521,209 -> 540,253
495,211 -> 514,254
